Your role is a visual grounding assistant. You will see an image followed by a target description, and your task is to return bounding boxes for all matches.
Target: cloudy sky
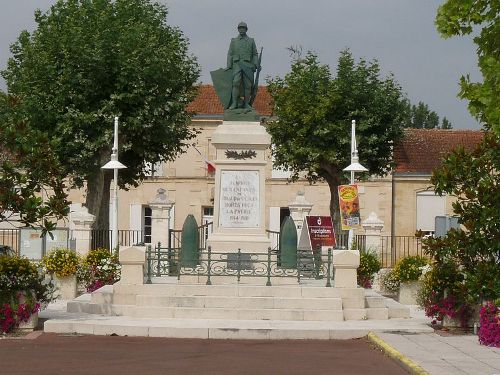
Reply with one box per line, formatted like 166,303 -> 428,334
0,0 -> 481,129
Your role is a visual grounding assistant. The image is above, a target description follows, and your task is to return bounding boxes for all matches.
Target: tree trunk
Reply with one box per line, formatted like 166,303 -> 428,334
324,173 -> 342,241
85,152 -> 113,229
320,161 -> 343,242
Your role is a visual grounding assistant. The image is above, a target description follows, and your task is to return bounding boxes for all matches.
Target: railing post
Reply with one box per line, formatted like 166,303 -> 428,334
326,248 -> 332,287
237,248 -> 241,283
266,247 -> 272,286
297,251 -> 301,284
146,245 -> 152,284
206,246 -> 212,286
156,242 -> 161,277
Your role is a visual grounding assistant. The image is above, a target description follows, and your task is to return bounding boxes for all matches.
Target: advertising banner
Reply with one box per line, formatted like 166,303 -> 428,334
338,184 -> 361,231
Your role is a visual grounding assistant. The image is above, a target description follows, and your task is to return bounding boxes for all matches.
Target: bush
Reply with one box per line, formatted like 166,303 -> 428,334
416,260 -> 472,327
0,255 -> 56,333
381,255 -> 429,293
78,248 -> 121,293
42,248 -> 79,277
478,300 -> 500,347
357,251 -> 381,288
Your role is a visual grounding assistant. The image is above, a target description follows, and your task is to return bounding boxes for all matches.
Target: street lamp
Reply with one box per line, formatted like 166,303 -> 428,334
101,117 -> 126,251
343,120 -> 367,250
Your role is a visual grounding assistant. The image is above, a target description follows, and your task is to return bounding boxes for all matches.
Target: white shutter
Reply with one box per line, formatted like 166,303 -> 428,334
269,207 -> 281,250
129,204 -> 143,231
416,191 -> 446,232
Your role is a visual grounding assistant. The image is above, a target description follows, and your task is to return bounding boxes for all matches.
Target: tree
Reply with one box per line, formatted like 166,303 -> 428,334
0,93 -> 69,234
1,0 -> 200,228
267,50 -> 408,233
403,101 -> 453,129
419,132 -> 499,323
436,0 -> 499,134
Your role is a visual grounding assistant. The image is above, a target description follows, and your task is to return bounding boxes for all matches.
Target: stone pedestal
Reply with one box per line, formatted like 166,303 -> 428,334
288,191 -> 313,241
149,188 -> 174,247
70,204 -> 95,256
119,246 -> 146,285
361,212 -> 384,252
332,250 -> 360,288
207,121 -> 271,253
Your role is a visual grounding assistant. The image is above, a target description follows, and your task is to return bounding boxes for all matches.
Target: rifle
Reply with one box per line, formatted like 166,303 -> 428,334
249,47 -> 263,106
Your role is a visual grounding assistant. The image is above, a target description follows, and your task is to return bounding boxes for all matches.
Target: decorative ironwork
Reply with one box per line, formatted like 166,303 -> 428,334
225,149 -> 257,160
146,243 -> 334,287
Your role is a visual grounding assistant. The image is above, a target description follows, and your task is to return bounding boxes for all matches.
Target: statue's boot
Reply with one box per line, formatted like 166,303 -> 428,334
243,102 -> 252,109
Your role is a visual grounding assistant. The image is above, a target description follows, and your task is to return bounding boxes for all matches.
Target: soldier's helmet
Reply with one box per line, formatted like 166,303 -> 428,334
237,22 -> 248,30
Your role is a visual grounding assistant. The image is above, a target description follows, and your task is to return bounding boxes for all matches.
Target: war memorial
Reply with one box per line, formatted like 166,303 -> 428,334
44,22 -> 413,340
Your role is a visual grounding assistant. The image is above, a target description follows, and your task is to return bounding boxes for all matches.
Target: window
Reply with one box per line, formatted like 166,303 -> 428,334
202,206 -> 214,240
143,206 -> 152,244
144,162 -> 164,177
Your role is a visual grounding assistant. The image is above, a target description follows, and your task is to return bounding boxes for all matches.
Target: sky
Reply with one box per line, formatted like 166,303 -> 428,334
0,0 -> 482,129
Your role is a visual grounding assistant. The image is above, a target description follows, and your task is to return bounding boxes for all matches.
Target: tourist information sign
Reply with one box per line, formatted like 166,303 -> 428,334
298,216 -> 336,251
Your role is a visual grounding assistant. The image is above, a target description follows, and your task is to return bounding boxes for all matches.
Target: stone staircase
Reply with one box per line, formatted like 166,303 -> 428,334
66,280 -> 408,322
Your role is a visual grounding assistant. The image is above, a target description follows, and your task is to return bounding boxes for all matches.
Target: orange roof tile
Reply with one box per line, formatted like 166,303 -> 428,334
187,85 -> 273,116
394,128 -> 484,174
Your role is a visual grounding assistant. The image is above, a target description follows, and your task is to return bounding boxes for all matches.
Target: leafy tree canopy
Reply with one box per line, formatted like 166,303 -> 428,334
436,0 -> 499,134
267,49 -> 408,230
0,93 -> 69,233
1,0 -> 200,227
403,101 -> 453,129
425,131 -> 499,302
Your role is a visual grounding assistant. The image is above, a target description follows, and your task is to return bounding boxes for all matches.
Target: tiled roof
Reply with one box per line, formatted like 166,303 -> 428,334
394,128 -> 484,174
187,85 -> 273,116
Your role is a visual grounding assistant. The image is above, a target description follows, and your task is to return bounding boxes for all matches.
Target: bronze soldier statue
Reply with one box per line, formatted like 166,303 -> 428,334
225,22 -> 259,109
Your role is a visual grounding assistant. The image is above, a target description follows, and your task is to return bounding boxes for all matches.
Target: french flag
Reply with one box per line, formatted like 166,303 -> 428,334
193,145 -> 215,174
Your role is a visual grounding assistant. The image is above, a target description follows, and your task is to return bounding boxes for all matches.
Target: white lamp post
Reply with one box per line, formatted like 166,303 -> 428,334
343,120 -> 368,250
101,116 -> 127,251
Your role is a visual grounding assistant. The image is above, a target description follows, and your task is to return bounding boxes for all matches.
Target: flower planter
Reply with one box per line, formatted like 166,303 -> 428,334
398,281 -> 421,305
54,275 -> 77,300
18,312 -> 39,331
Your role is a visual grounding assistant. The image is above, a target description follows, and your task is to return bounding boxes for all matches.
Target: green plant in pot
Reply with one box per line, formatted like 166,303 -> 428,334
357,250 -> 381,288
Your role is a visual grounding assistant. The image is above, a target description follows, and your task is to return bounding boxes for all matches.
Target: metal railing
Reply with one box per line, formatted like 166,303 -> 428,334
379,235 -> 427,268
88,229 -> 143,250
0,229 -> 20,256
146,244 -> 334,287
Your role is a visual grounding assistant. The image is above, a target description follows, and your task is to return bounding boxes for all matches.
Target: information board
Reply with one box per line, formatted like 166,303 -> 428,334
298,216 -> 336,251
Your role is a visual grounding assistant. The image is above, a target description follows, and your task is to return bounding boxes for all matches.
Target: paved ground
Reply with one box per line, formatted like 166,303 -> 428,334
377,331 -> 500,375
0,333 -> 407,375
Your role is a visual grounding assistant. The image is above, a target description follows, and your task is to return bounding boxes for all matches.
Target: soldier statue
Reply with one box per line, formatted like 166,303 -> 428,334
210,22 -> 262,117
225,22 -> 259,109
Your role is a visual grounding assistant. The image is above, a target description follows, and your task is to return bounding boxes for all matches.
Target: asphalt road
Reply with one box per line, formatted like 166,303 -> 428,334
0,333 -> 407,375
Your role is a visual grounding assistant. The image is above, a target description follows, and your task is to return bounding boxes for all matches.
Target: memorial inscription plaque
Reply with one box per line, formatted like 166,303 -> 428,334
219,170 -> 260,228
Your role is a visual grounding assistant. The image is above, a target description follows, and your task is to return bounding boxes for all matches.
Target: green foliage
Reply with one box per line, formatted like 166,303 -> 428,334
42,248 -> 79,278
0,94 -> 69,233
357,251 -> 381,288
429,132 -> 499,299
403,101 -> 453,129
266,49 -> 407,229
418,132 -> 500,325
1,0 -> 200,227
381,269 -> 401,294
393,255 -> 429,283
0,255 -> 57,308
436,0 -> 499,134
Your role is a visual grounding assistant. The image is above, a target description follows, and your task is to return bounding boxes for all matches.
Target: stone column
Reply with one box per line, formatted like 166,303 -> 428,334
332,250 -> 360,288
70,205 -> 95,256
149,188 -> 174,248
361,212 -> 384,252
208,121 -> 271,253
119,246 -> 146,285
288,191 -> 313,241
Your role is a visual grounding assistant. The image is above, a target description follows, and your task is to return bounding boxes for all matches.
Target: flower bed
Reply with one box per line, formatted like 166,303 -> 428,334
78,248 -> 121,292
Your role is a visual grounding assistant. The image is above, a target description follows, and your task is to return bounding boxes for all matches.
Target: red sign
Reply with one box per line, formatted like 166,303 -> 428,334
306,216 -> 336,250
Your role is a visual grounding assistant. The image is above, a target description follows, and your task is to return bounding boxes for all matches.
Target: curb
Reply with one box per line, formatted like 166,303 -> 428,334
367,332 -> 428,375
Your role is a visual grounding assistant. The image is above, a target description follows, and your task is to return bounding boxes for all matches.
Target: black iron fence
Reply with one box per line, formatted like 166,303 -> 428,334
0,229 -> 20,255
379,235 -> 427,268
88,229 -> 143,250
146,244 -> 334,287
